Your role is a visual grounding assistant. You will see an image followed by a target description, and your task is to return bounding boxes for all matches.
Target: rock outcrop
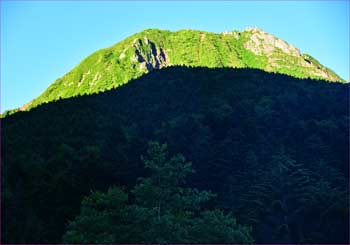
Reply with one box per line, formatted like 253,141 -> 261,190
244,27 -> 300,56
131,37 -> 168,71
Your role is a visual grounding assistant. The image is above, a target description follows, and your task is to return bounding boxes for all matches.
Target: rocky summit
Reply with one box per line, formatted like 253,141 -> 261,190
22,28 -> 344,111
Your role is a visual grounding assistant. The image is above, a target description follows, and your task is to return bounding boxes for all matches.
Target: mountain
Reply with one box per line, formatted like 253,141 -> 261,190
13,27 -> 344,112
2,67 -> 349,243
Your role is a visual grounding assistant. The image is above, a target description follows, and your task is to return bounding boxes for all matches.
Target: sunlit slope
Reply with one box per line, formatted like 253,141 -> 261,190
26,28 -> 344,110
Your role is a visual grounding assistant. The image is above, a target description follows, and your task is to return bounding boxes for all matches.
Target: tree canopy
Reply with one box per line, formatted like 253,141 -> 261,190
63,142 -> 253,244
2,67 -> 349,243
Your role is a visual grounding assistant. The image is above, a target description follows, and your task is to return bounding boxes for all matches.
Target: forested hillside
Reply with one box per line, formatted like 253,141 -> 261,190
2,67 -> 349,243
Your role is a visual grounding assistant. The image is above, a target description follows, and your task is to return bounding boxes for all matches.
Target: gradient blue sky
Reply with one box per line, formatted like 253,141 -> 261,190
1,1 -> 349,112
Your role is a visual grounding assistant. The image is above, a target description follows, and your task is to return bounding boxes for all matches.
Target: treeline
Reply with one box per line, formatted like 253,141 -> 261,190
2,67 -> 349,243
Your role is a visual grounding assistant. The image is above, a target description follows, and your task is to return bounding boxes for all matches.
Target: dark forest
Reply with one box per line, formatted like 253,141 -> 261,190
2,67 -> 349,243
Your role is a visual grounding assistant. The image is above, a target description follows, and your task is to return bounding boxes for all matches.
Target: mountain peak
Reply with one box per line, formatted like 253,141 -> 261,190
243,27 -> 301,57
244,26 -> 264,32
19,27 -> 344,112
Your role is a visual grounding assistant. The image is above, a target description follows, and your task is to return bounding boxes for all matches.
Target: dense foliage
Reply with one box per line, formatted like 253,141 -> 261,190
63,142 -> 253,243
2,67 -> 349,243
4,28 -> 343,114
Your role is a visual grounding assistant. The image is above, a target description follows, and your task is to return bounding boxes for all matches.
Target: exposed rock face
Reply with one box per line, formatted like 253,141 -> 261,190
131,37 -> 168,71
119,53 -> 125,59
200,32 -> 205,42
222,31 -> 240,39
244,27 -> 300,57
19,101 -> 32,111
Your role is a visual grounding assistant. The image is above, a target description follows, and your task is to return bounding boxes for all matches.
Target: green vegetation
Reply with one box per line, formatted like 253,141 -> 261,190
2,67 -> 348,243
9,27 -> 343,113
63,142 -> 253,243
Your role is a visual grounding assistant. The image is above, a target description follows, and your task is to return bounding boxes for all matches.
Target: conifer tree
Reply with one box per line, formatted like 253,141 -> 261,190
63,141 -> 253,244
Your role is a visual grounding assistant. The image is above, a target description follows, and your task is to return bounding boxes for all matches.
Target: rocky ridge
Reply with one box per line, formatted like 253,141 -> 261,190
244,27 -> 301,57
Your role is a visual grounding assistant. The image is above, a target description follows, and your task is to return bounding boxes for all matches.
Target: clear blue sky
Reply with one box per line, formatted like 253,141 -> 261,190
1,1 -> 349,112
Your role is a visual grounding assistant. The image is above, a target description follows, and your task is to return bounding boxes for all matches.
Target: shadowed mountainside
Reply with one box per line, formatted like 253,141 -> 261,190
2,67 -> 349,243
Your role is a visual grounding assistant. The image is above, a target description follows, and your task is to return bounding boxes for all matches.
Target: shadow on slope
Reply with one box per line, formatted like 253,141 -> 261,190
2,67 -> 349,244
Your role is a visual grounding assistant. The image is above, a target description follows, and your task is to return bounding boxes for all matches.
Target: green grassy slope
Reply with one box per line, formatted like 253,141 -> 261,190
17,28 -> 345,111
